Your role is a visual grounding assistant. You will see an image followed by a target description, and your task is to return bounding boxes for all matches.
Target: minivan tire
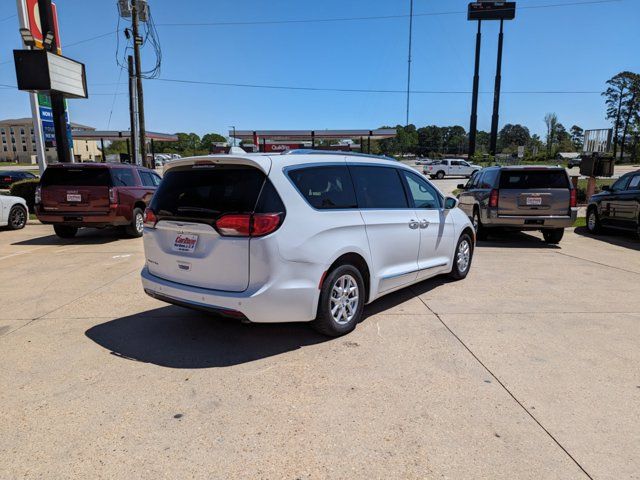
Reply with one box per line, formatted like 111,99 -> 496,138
542,228 -> 564,244
126,208 -> 144,238
312,264 -> 365,337
7,205 -> 27,230
449,233 -> 474,280
54,225 -> 78,238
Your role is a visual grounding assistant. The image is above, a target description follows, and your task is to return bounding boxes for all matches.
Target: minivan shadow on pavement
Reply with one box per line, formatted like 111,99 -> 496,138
12,228 -> 124,246
86,276 -> 454,368
85,306 -> 330,369
574,226 -> 640,251
475,231 -> 561,249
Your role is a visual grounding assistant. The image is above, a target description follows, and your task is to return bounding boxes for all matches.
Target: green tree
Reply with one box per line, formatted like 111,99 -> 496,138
602,71 -> 640,158
498,124 -> 530,152
570,125 -> 584,151
200,133 -> 227,152
544,113 -> 559,157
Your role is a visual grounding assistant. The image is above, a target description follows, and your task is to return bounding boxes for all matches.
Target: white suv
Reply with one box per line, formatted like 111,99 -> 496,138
141,151 -> 475,336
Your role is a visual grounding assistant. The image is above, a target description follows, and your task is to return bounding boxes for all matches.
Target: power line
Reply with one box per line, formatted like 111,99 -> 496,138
151,77 -> 603,94
0,14 -> 17,23
154,0 -> 622,27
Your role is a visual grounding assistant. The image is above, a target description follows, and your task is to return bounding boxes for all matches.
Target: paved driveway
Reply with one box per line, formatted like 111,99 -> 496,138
1,224 -> 638,479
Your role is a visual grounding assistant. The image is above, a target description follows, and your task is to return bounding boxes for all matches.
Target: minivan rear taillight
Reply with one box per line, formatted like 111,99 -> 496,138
108,187 -> 118,206
489,189 -> 499,208
570,189 -> 577,208
216,213 -> 282,237
143,208 -> 158,228
35,185 -> 42,204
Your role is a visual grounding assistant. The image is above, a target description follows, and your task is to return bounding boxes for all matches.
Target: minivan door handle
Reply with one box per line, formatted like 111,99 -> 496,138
408,220 -> 420,229
420,219 -> 430,229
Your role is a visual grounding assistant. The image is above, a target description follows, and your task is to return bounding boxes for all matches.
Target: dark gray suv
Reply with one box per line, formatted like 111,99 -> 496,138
457,166 -> 577,244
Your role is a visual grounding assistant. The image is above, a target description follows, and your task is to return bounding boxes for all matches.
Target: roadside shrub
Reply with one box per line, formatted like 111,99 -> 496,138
9,178 -> 40,213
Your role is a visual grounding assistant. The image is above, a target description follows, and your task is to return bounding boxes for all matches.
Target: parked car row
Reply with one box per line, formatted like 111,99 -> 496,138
3,152 -> 638,338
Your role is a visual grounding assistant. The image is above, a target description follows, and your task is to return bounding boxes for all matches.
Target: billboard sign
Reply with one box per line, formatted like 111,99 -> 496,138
14,50 -> 88,99
468,2 -> 516,21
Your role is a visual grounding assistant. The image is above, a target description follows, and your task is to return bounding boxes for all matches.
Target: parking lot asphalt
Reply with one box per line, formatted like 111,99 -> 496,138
1,224 -> 639,479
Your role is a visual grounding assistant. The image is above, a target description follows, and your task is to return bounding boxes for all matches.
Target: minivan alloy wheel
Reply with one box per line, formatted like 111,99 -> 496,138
588,211 -> 597,231
456,239 -> 471,273
330,274 -> 360,325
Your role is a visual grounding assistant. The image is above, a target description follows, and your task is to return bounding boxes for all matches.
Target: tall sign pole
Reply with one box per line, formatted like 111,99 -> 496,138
38,0 -> 72,163
15,0 -> 47,173
405,0 -> 413,126
467,2 -> 516,158
489,19 -> 504,156
468,20 -> 482,157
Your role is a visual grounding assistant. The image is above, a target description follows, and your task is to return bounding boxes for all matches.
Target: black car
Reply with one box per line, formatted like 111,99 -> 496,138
0,170 -> 38,189
586,170 -> 640,237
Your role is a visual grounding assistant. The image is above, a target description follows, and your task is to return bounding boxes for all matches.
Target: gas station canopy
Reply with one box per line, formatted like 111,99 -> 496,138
230,129 -> 396,141
72,130 -> 178,142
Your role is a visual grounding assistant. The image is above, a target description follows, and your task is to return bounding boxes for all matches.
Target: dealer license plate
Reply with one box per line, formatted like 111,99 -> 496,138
66,193 -> 82,202
526,196 -> 542,206
173,233 -> 198,253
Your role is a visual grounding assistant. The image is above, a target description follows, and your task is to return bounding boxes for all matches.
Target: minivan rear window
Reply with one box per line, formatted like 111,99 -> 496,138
40,167 -> 112,187
499,170 -> 569,189
151,165 -> 282,221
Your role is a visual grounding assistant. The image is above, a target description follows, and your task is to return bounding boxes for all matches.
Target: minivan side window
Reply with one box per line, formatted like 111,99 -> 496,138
401,171 -> 441,209
288,166 -> 357,209
111,168 -> 137,187
349,166 -> 408,209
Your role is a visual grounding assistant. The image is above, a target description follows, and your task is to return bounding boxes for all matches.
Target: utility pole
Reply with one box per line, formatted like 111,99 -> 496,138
128,55 -> 138,164
468,20 -> 481,157
489,19 -> 504,156
38,0 -> 72,163
405,0 -> 414,126
131,0 -> 147,167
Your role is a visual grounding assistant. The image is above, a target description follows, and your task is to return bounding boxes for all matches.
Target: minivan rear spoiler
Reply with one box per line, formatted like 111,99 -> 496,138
163,155 -> 272,175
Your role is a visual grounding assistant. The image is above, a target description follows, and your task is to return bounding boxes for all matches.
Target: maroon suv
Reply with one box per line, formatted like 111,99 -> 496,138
35,163 -> 161,238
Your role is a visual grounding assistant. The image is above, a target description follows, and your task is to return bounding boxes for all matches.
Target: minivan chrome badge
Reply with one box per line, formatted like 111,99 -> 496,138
177,262 -> 191,271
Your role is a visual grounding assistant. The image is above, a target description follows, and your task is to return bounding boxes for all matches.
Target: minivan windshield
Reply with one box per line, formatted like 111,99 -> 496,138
150,165 -> 271,221
40,167 -> 112,187
499,170 -> 569,189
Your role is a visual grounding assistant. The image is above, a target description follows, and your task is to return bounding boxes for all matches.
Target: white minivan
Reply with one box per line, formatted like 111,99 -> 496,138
141,151 -> 475,336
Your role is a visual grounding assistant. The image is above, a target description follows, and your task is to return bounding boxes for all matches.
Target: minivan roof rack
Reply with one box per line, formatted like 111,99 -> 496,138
282,149 -> 395,161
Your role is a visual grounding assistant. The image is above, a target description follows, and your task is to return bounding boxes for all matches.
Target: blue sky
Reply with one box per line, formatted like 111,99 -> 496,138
1,0 -> 639,138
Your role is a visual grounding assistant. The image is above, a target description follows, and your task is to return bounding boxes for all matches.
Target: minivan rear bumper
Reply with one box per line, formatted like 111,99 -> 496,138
141,266 -> 319,323
485,208 -> 577,229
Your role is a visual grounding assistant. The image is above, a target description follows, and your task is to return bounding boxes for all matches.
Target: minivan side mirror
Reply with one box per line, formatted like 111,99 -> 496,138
444,196 -> 459,209
457,183 -> 466,190
601,185 -> 611,192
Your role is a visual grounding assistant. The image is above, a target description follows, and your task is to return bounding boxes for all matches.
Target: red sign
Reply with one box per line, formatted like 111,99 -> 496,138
26,0 -> 62,52
262,143 -> 304,153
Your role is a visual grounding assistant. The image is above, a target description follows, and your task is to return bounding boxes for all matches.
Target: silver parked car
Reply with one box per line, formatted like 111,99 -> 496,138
457,166 -> 578,244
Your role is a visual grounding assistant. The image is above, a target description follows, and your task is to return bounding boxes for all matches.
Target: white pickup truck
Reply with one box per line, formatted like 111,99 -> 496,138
423,159 -> 482,179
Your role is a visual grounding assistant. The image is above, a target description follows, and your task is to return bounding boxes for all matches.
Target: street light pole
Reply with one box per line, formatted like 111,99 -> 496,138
229,126 -> 236,147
